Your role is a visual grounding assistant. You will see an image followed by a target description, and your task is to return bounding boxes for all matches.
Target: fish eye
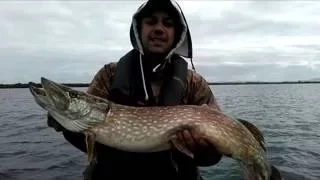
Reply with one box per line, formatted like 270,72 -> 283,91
69,91 -> 78,98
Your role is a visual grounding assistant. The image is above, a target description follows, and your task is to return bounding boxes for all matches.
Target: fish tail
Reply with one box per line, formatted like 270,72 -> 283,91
244,164 -> 270,180
237,118 -> 284,180
243,162 -> 283,180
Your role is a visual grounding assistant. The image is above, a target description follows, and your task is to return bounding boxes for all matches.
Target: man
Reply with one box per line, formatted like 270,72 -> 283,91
48,0 -> 223,179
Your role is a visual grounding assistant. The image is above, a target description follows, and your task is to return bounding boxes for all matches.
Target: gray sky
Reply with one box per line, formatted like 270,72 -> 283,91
1,0 -> 320,83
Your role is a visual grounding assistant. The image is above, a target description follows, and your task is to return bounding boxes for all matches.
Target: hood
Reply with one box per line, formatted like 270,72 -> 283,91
129,0 -> 193,60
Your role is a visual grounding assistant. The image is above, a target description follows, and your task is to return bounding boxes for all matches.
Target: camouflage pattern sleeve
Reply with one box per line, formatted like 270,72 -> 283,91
87,63 -> 117,99
186,71 -> 221,111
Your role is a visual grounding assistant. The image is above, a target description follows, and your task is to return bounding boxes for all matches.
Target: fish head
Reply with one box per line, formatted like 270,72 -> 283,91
40,77 -> 93,118
29,77 -> 110,132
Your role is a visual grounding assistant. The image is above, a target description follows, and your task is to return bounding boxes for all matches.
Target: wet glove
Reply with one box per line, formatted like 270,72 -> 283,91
47,113 -> 66,132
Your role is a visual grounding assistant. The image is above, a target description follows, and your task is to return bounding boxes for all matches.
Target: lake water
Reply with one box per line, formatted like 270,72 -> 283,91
0,84 -> 319,180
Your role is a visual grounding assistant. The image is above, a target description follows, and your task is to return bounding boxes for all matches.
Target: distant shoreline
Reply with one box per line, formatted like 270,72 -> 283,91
208,81 -> 320,85
1,81 -> 320,89
0,83 -> 89,89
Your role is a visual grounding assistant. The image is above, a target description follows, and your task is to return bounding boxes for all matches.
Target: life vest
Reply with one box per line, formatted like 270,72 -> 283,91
109,49 -> 188,107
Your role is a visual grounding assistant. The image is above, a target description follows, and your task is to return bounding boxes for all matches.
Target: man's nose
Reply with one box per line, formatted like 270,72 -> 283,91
154,22 -> 165,34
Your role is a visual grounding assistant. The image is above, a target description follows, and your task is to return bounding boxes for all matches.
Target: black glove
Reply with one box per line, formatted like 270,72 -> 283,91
47,113 -> 66,132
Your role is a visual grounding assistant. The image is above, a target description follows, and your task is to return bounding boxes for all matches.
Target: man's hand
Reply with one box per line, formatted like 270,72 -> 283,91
176,129 -> 222,166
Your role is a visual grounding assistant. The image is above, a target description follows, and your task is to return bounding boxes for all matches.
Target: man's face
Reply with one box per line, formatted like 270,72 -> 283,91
140,11 -> 176,55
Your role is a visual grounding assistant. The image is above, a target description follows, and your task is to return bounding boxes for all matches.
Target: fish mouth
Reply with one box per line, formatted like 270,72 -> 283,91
28,82 -> 51,110
29,82 -> 45,96
29,77 -> 70,111
40,77 -> 69,111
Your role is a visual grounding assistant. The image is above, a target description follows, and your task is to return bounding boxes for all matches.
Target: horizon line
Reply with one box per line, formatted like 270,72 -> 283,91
1,80 -> 320,88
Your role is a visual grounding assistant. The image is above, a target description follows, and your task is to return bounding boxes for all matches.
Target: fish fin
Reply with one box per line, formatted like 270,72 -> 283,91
170,139 -> 194,159
237,118 -> 266,151
270,165 -> 284,180
84,131 -> 96,163
82,161 -> 94,180
82,158 -> 97,180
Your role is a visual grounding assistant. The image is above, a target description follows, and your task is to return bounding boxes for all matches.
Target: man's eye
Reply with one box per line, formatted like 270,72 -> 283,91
145,18 -> 157,25
163,20 -> 174,27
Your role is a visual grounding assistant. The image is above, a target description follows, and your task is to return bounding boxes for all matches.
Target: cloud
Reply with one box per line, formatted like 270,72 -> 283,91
0,1 -> 320,83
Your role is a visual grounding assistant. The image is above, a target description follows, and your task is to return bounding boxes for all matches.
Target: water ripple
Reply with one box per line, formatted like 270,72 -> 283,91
1,86 -> 319,180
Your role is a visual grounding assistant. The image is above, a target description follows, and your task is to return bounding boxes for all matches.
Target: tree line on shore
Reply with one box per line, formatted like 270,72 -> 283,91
0,83 -> 89,89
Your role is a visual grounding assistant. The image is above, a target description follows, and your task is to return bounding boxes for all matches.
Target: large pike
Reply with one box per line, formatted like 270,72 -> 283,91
28,77 -> 283,180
